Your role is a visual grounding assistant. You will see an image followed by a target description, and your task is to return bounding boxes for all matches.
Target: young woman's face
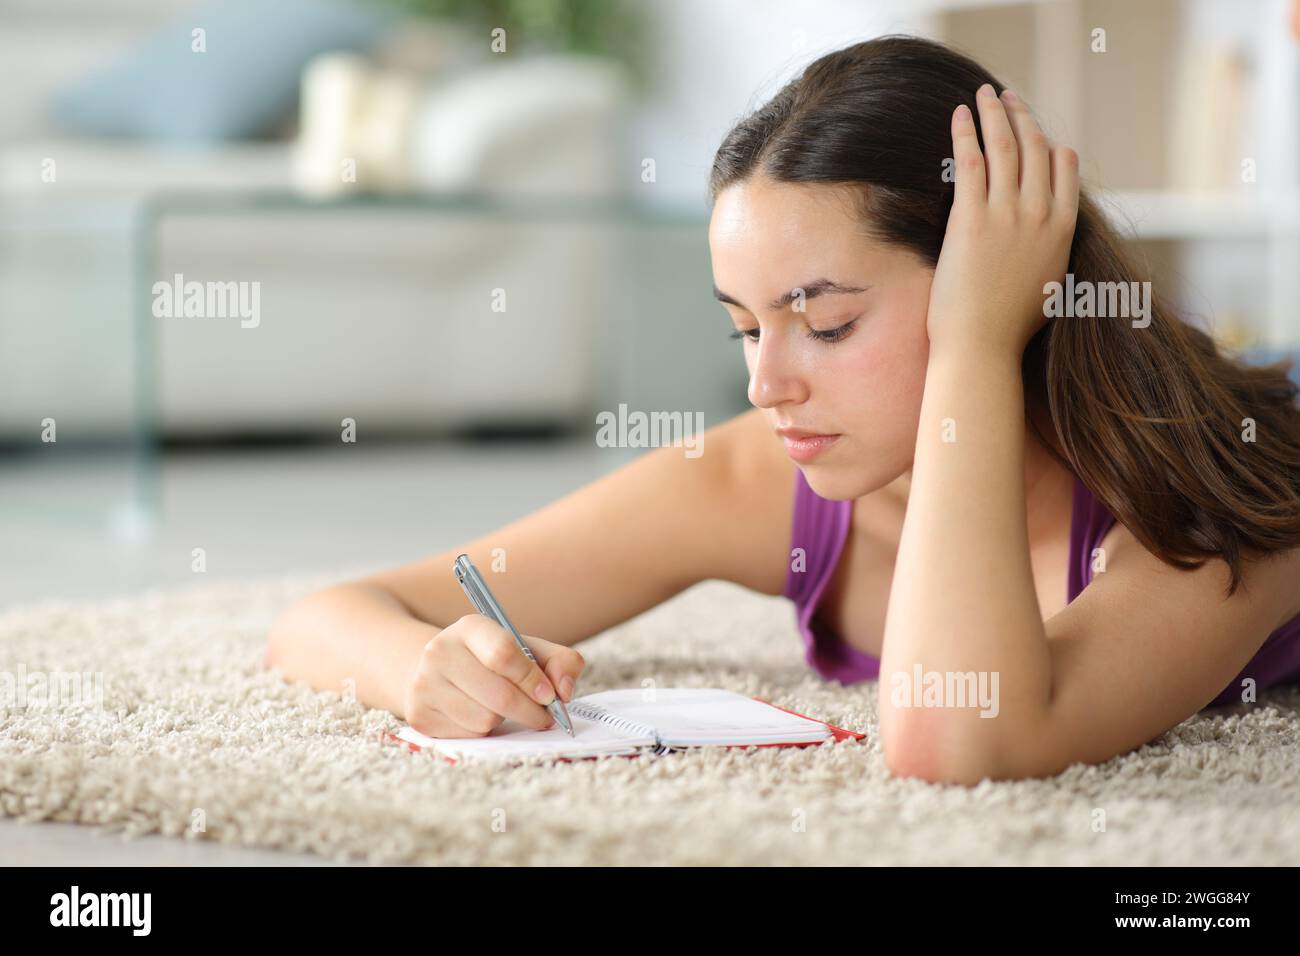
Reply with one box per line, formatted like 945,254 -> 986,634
709,174 -> 936,500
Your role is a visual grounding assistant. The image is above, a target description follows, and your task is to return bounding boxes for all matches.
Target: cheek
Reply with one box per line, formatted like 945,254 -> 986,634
851,312 -> 929,402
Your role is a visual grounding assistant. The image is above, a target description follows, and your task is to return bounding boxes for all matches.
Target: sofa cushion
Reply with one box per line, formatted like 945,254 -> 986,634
50,0 -> 389,143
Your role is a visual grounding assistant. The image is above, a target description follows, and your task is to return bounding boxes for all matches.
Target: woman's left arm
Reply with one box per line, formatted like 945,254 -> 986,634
878,85 -> 1296,785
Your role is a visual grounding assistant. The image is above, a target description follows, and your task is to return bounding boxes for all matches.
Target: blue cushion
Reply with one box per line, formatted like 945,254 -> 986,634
51,0 -> 390,143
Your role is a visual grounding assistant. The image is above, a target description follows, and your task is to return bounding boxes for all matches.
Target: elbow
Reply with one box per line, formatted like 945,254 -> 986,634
262,614 -> 289,673
883,731 -> 997,787
263,597 -> 313,675
879,682 -> 1066,784
880,713 -> 1015,786
882,720 -> 1068,785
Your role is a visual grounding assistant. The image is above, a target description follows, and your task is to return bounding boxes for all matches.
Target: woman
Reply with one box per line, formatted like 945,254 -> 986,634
265,36 -> 1300,785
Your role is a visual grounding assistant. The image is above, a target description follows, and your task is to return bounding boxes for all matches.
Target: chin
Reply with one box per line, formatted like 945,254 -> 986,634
795,442 -> 899,502
799,461 -> 884,502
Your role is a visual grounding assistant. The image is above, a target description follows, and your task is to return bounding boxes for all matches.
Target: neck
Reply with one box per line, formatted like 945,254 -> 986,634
880,410 -> 1074,544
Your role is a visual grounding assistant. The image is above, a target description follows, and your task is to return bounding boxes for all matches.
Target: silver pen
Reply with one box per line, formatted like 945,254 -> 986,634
452,554 -> 575,736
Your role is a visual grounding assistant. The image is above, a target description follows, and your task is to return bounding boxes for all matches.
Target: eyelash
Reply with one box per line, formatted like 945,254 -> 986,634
729,317 -> 860,344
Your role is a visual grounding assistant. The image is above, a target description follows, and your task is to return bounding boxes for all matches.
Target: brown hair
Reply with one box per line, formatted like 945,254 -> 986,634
709,35 -> 1300,597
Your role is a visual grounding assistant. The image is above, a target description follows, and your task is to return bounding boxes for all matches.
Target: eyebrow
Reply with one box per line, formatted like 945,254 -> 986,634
712,277 -> 870,312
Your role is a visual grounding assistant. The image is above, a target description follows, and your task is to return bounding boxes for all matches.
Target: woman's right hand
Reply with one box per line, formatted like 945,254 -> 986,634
402,613 -> 586,738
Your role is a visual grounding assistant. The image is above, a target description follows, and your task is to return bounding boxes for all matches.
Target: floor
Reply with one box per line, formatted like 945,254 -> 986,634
1,437 -> 619,864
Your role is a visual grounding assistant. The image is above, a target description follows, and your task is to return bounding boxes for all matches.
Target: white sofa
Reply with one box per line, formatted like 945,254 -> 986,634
0,0 -> 630,440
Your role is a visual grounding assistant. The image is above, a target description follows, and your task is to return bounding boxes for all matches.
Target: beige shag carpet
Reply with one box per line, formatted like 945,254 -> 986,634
2,571 -> 1299,866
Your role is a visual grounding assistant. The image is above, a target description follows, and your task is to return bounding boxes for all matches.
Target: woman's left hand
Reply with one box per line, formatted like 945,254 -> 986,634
925,84 -> 1080,358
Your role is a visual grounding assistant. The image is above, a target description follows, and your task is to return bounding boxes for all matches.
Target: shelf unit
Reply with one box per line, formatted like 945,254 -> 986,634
926,0 -> 1300,351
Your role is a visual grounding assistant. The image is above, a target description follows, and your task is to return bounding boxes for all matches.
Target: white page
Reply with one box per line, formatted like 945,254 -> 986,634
578,688 -> 829,746
395,711 -> 655,763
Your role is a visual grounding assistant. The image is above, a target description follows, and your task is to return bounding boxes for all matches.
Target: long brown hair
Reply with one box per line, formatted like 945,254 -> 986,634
709,35 -> 1300,597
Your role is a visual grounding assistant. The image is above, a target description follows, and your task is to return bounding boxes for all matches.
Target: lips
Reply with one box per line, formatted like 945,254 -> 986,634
776,427 -> 841,463
776,427 -> 834,440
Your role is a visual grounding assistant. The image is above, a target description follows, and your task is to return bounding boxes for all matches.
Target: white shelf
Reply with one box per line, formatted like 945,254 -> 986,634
1100,189 -> 1300,240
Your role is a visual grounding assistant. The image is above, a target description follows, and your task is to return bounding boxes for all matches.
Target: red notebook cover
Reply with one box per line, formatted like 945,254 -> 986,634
386,696 -> 865,765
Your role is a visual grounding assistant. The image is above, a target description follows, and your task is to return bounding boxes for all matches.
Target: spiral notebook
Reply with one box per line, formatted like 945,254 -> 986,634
390,687 -> 865,764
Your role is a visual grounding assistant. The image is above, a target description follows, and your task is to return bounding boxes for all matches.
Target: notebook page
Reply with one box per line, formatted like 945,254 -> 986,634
395,711 -> 655,763
580,688 -> 830,746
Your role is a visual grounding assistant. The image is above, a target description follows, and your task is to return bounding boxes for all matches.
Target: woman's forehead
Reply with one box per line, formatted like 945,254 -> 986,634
710,176 -> 862,235
711,190 -> 884,285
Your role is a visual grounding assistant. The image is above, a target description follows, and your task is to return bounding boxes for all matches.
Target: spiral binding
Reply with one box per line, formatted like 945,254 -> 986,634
568,700 -> 660,746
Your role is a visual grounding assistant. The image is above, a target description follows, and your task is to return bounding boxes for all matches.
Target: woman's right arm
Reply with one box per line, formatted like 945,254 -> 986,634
263,408 -> 793,736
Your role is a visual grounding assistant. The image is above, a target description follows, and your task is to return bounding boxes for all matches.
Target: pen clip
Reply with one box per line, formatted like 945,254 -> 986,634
454,560 -> 494,619
453,554 -> 538,666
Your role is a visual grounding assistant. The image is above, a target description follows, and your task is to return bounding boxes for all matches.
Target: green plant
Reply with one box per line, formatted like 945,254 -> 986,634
375,0 -> 653,91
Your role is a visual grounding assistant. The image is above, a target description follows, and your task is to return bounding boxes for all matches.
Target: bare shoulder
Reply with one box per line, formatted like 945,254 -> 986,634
1098,521 -> 1300,631
1024,516 -> 1300,775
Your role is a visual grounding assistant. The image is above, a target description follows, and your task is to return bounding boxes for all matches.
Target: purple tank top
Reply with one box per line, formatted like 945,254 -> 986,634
782,468 -> 1300,709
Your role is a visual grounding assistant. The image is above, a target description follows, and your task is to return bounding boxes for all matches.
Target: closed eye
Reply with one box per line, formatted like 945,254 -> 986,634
808,316 -> 859,343
729,316 -> 860,344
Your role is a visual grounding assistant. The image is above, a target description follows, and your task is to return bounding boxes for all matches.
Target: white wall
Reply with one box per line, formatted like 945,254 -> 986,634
625,0 -> 940,211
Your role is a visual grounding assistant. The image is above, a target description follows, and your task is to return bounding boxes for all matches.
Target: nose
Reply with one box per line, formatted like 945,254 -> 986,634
746,328 -> 809,410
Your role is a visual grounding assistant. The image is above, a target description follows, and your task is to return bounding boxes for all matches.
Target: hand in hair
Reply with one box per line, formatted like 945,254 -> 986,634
926,84 -> 1079,358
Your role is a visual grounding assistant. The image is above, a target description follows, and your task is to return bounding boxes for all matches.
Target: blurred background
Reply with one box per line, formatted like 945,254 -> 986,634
2,0 -> 1298,606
